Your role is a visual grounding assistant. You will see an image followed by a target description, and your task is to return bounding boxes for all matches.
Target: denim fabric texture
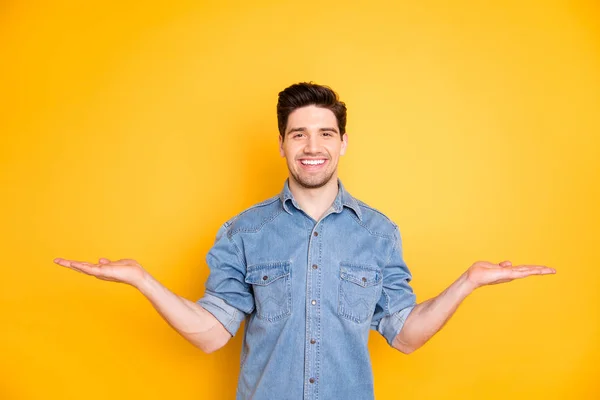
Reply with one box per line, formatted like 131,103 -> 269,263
197,179 -> 416,400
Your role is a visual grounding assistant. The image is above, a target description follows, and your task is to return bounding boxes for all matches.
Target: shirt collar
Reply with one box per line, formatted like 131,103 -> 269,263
279,178 -> 363,221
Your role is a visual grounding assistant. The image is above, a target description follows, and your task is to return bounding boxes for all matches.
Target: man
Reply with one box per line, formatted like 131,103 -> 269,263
54,82 -> 555,400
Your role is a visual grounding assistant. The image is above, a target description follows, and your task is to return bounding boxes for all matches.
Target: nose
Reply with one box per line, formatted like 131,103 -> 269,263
304,134 -> 320,154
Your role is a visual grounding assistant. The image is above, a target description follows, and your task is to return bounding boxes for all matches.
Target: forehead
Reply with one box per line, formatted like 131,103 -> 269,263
286,105 -> 338,131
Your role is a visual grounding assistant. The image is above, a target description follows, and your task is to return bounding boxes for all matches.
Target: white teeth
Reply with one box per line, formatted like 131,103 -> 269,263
301,160 -> 325,165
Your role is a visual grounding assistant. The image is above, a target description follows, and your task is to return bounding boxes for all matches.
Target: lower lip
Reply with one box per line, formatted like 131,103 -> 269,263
298,160 -> 328,171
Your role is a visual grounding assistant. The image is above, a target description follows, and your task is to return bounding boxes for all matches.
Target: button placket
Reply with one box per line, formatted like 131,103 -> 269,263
305,223 -> 324,399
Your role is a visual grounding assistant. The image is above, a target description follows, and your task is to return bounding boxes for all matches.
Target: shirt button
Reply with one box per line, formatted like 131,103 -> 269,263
361,277 -> 367,282
263,276 -> 268,281
312,264 -> 318,270
311,300 -> 316,305
309,378 -> 315,384
310,339 -> 316,344
313,231 -> 318,237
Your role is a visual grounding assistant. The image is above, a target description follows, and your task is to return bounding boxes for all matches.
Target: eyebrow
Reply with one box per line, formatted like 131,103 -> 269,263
286,127 -> 339,135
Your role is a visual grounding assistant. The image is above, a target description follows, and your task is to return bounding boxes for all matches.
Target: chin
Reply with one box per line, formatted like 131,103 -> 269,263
298,180 -> 329,189
294,173 -> 336,189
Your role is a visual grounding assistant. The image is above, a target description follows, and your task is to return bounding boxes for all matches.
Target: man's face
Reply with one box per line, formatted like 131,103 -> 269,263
279,105 -> 348,189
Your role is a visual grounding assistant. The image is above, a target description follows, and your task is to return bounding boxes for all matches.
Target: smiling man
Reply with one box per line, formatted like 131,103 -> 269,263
54,82 -> 555,400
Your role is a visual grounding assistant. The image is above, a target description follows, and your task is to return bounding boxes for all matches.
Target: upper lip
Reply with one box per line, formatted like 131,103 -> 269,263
298,158 -> 328,160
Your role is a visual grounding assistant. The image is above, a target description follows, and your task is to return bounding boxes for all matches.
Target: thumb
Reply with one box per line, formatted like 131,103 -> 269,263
99,258 -> 111,264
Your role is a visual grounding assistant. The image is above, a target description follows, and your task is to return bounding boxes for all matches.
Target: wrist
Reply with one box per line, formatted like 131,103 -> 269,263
458,271 -> 479,295
132,269 -> 153,292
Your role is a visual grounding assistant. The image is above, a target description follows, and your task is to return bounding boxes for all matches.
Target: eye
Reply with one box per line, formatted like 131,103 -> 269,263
293,133 -> 304,138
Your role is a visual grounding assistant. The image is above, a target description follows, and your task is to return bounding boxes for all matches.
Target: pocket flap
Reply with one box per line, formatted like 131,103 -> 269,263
340,263 -> 382,287
245,262 -> 290,286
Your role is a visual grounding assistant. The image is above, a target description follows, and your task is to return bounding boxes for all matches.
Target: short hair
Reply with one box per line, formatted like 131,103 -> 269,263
277,82 -> 347,140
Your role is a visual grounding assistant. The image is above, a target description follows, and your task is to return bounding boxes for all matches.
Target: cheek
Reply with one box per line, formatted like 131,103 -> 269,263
282,147 -> 297,162
328,146 -> 342,158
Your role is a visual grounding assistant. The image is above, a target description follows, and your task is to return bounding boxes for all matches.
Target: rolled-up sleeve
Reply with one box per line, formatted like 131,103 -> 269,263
196,222 -> 254,337
371,226 -> 417,346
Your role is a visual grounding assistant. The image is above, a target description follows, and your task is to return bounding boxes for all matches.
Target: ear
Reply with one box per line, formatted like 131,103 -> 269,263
340,133 -> 348,156
279,135 -> 285,157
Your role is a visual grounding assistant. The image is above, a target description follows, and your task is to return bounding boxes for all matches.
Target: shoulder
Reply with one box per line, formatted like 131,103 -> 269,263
221,195 -> 284,237
351,198 -> 399,239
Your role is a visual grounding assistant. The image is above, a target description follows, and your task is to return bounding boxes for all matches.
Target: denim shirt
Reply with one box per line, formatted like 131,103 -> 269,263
197,179 -> 416,400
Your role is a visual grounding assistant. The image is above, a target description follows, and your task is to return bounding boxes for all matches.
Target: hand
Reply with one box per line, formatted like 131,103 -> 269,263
466,260 -> 556,290
53,257 -> 147,287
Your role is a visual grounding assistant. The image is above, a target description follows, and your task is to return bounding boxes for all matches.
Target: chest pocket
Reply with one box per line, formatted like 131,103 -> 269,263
338,263 -> 383,324
245,261 -> 292,322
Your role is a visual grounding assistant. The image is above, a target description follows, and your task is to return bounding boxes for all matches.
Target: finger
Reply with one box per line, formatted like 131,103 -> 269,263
70,261 -> 100,272
513,265 -> 556,274
515,264 -> 553,269
498,260 -> 512,268
509,268 -> 555,278
57,259 -> 95,275
119,258 -> 138,264
72,261 -> 97,267
54,258 -> 84,274
54,258 -> 84,268
54,258 -> 99,274
99,258 -> 111,264
106,258 -> 135,265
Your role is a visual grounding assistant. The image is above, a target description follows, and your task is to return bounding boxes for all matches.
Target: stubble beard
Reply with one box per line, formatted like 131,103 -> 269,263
288,162 -> 337,189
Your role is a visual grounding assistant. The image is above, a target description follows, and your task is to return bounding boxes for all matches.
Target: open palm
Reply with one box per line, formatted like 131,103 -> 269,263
467,260 -> 556,288
53,257 -> 146,286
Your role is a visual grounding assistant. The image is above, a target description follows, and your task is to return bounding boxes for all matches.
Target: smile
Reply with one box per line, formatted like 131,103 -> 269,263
300,159 -> 326,165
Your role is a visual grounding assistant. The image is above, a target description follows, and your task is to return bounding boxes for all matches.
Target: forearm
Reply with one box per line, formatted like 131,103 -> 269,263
135,271 -> 230,353
393,272 -> 476,353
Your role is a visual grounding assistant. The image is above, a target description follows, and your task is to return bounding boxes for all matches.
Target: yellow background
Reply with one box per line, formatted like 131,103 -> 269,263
1,1 -> 598,399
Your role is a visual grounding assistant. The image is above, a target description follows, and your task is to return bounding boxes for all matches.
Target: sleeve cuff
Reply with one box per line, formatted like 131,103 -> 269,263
377,305 -> 415,347
196,292 -> 246,337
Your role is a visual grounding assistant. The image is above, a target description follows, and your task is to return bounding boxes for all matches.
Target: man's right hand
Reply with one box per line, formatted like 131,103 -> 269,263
53,256 -> 232,353
53,257 -> 147,287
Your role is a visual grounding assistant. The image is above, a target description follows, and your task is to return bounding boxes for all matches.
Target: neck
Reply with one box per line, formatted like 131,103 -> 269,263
288,175 -> 339,221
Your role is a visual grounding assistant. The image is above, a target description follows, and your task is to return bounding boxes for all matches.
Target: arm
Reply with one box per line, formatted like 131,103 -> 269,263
136,270 -> 232,354
53,257 -> 231,354
392,260 -> 556,354
391,270 -> 473,354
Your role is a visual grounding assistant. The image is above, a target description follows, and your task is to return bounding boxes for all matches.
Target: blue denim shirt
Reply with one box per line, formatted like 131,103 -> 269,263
197,179 -> 416,400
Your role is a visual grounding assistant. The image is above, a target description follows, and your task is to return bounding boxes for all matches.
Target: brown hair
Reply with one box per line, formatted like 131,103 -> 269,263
277,82 -> 347,140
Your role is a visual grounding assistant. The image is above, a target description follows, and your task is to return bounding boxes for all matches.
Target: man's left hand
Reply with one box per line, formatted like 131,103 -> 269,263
466,260 -> 556,290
